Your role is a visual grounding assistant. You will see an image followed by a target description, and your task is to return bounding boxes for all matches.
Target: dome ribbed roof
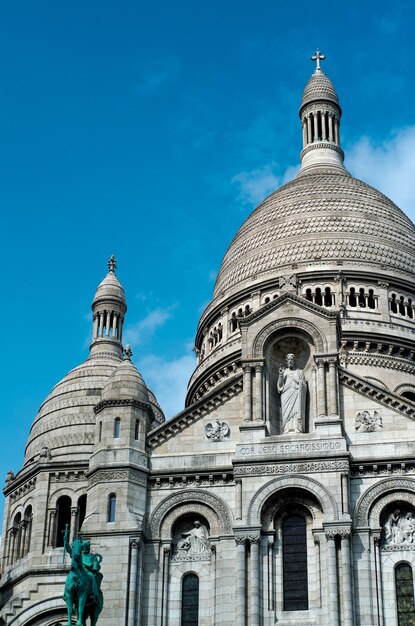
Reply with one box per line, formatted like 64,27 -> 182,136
102,358 -> 149,403
213,168 -> 415,298
93,271 -> 125,303
301,69 -> 339,108
24,355 -> 120,465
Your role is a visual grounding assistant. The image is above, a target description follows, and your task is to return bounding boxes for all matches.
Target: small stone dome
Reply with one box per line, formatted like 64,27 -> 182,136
93,270 -> 125,305
301,69 -> 339,109
101,354 -> 149,403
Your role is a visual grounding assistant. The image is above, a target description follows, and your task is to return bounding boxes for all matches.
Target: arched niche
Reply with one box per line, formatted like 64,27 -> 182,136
262,327 -> 317,435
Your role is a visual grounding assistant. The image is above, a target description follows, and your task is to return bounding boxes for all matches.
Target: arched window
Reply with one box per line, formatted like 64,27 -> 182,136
395,562 -> 415,625
359,288 -> 366,307
368,289 -> 376,309
391,293 -> 398,313
315,288 -> 322,306
55,495 -> 72,547
135,419 -> 140,440
401,391 -> 415,404
108,494 -> 116,522
77,495 -> 87,536
98,421 -> 102,442
114,417 -> 121,438
283,515 -> 308,611
9,512 -> 22,564
181,573 -> 199,626
324,287 -> 333,306
22,505 -> 33,557
349,287 -> 357,307
305,289 -> 313,302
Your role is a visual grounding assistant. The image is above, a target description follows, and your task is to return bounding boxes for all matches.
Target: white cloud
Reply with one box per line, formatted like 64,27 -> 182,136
123,306 -> 175,348
135,55 -> 181,95
346,126 -> 415,218
232,162 -> 299,206
138,350 -> 196,419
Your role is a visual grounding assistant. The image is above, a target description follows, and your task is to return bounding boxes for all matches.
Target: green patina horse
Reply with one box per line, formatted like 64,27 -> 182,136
63,530 -> 103,626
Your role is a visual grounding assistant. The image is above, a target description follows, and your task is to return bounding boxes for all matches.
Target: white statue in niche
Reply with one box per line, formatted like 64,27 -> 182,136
383,509 -> 415,546
177,520 -> 210,553
277,353 -> 307,434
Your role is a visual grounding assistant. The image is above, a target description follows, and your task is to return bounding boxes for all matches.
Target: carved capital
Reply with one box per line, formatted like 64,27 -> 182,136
130,538 -> 141,550
325,530 -> 337,541
248,534 -> 261,544
235,535 -> 247,546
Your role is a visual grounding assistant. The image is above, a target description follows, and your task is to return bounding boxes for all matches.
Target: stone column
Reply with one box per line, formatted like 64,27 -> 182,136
47,509 -> 56,546
250,536 -> 260,626
221,308 -> 229,343
334,119 -> 339,145
325,532 -> 339,626
70,507 -> 78,543
243,366 -> 252,422
327,357 -> 338,415
341,531 -> 354,626
98,311 -> 104,337
322,112 -> 327,140
373,534 -> 384,626
307,115 -> 312,144
315,358 -> 327,416
236,479 -> 242,520
129,539 -> 140,626
255,365 -> 263,421
302,120 -> 307,147
8,528 -> 17,565
93,314 -> 98,340
161,547 -> 170,626
341,474 -> 350,515
19,520 -> 27,559
329,114 -> 334,142
235,536 -> 246,626
112,312 -> 118,337
105,311 -> 110,336
313,113 -> 318,142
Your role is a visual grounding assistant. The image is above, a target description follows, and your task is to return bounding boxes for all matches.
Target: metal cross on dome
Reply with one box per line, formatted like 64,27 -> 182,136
108,255 -> 117,273
311,49 -> 325,70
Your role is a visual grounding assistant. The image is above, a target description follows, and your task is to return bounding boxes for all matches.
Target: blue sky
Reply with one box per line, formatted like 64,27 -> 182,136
2,0 -> 415,521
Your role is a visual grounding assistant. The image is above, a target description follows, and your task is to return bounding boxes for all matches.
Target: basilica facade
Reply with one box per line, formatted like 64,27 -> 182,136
2,55 -> 415,626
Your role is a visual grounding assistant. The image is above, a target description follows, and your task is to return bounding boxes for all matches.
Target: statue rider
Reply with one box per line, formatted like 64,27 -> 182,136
64,525 -> 103,603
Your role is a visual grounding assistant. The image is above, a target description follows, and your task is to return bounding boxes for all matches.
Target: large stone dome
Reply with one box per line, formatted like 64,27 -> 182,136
213,166 -> 415,299
24,355 -> 120,465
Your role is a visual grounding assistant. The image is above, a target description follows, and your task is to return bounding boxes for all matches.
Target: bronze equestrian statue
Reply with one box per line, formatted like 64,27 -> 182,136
63,525 -> 103,625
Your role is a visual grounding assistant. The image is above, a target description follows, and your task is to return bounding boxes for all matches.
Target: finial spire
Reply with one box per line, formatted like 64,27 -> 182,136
108,255 -> 116,274
124,344 -> 133,360
311,49 -> 325,72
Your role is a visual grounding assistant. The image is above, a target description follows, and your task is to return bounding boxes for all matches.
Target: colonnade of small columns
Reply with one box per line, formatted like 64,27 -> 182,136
315,354 -> 339,417
5,514 -> 32,566
92,309 -> 123,341
302,110 -> 340,148
389,293 -> 415,319
234,524 -> 353,626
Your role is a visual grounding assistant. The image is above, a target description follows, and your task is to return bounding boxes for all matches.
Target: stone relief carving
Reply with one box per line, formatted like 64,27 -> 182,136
149,489 -> 233,538
205,420 -> 229,440
355,478 -> 415,527
355,410 -> 382,432
383,507 -> 415,549
277,353 -> 307,434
